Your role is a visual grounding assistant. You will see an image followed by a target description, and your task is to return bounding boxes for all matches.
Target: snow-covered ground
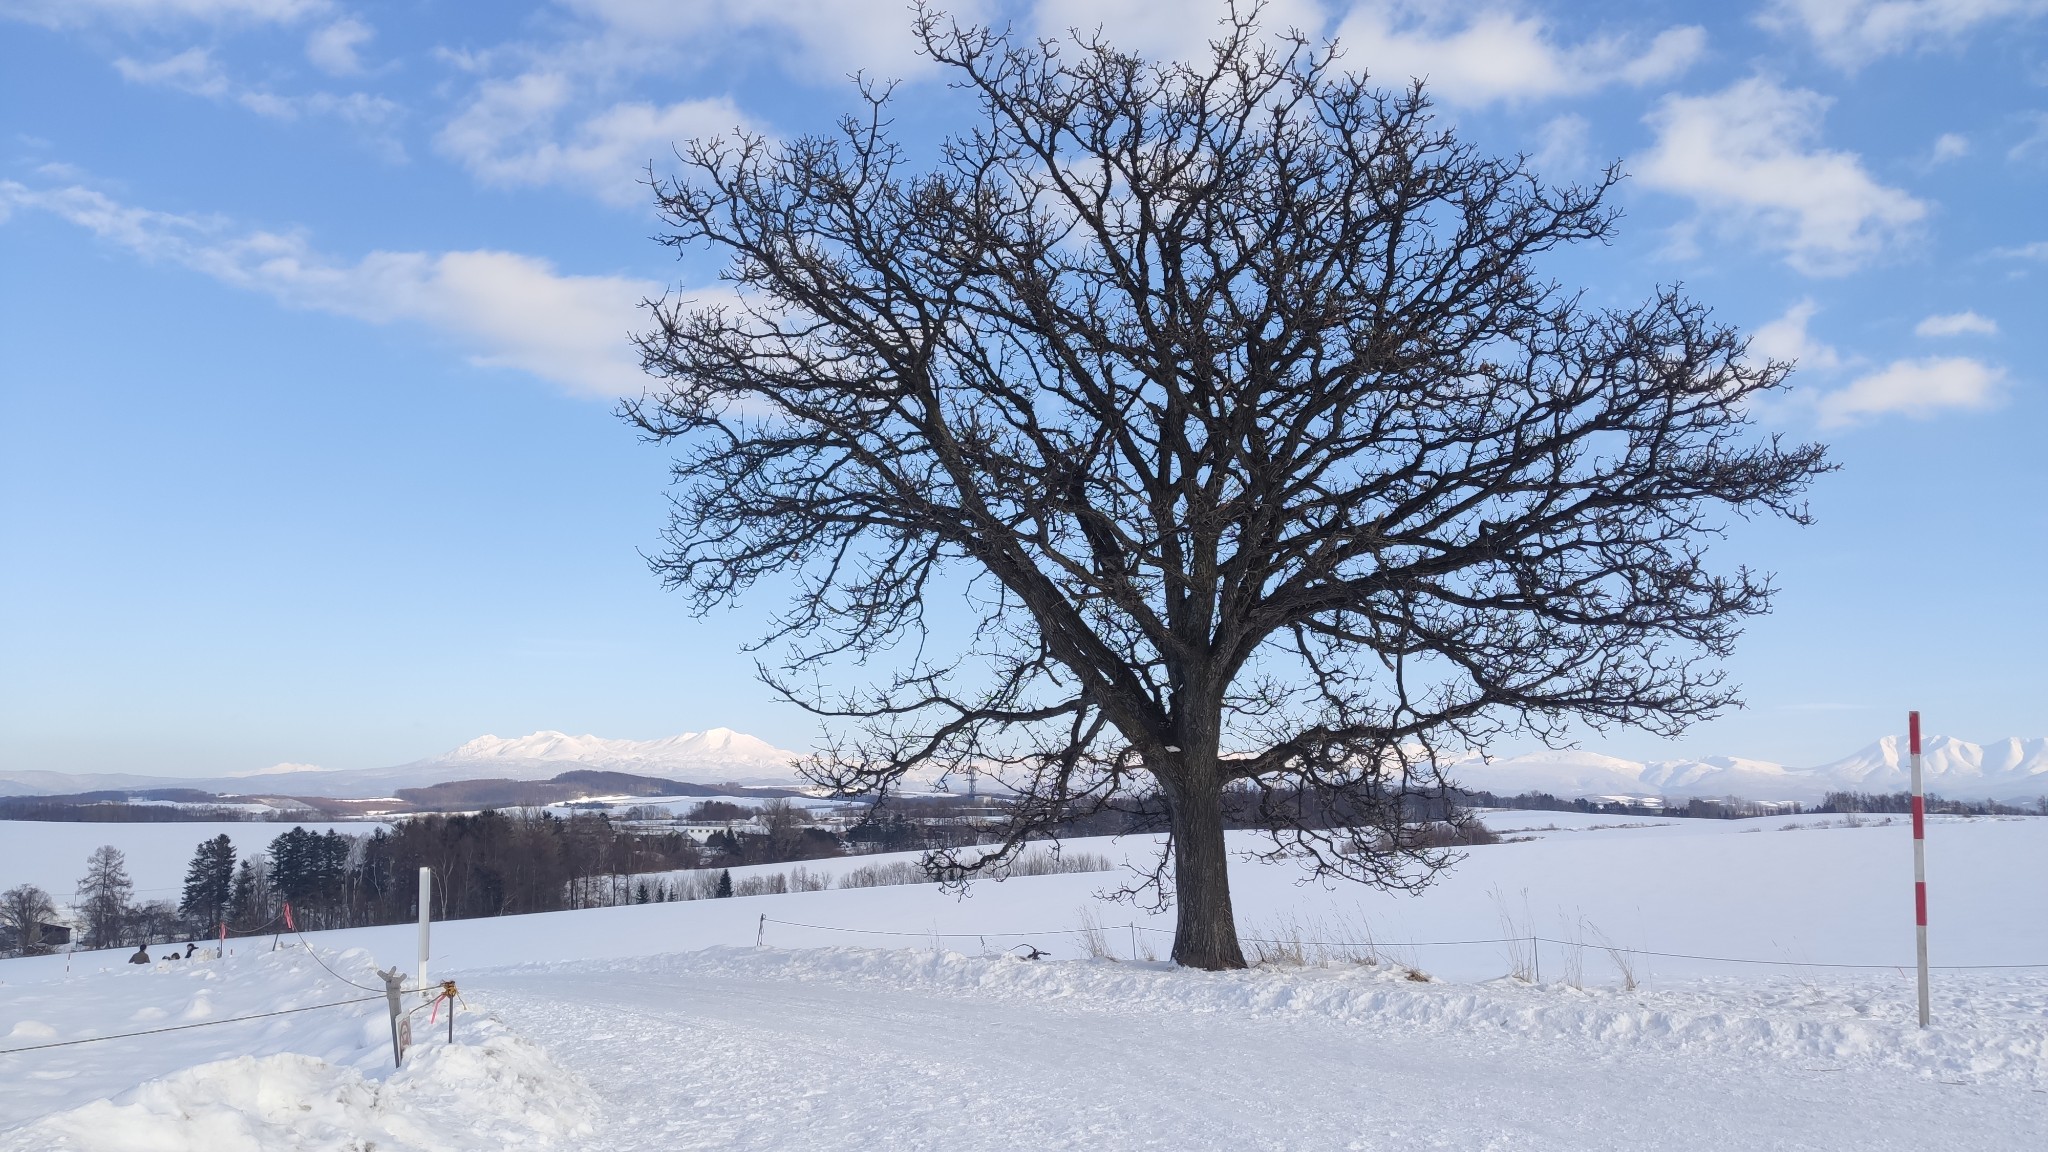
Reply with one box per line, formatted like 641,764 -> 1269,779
3,814 -> 2044,1149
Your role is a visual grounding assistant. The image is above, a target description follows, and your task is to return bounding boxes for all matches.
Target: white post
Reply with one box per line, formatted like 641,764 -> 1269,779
417,867 -> 432,1000
1909,712 -> 1930,1028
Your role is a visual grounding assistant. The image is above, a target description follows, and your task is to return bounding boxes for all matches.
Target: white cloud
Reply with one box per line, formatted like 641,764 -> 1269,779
563,0 -> 963,79
1814,356 -> 2005,426
1532,113 -> 1592,175
114,45 -> 400,129
1994,240 -> 2048,260
438,73 -> 748,206
439,1 -> 925,208
0,180 -> 660,397
1749,299 -> 1843,371
1915,310 -> 1997,336
0,0 -> 324,26
1331,2 -> 1704,106
1634,77 -> 1927,275
114,47 -> 229,98
1760,0 -> 2048,69
1931,132 -> 1969,162
306,16 -> 372,76
1031,0 -> 1326,63
2011,112 -> 2048,162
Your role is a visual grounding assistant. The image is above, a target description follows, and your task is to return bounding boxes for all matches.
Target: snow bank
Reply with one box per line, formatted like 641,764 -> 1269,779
5,1030 -> 591,1152
0,944 -> 594,1149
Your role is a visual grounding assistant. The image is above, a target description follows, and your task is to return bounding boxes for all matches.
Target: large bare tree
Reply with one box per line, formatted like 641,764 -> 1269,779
626,10 -> 1830,968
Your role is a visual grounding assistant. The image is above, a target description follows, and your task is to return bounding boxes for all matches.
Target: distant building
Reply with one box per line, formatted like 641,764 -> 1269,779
0,921 -> 72,953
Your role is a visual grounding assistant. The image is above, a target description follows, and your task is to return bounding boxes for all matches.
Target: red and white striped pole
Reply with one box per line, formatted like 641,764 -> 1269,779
1909,711 -> 1930,1028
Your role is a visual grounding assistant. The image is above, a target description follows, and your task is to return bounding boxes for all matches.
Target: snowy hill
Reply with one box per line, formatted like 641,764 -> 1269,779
229,728 -> 808,798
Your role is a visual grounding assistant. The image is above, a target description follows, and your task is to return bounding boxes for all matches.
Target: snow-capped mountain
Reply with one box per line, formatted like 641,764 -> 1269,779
1446,735 -> 2048,804
423,728 -> 791,775
276,728 -> 808,796
0,729 -> 808,799
4,729 -> 2044,803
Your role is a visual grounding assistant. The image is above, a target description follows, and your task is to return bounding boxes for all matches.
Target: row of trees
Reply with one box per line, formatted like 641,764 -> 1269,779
3,845 -> 176,956
9,799 -> 994,956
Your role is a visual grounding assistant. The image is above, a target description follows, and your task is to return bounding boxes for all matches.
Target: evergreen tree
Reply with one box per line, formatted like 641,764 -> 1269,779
179,834 -> 237,931
267,826 -> 358,928
715,869 -> 733,899
228,858 -> 266,929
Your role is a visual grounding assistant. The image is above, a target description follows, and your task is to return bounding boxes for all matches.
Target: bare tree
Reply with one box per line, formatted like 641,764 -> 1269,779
627,10 -> 1830,968
758,797 -> 807,858
77,844 -> 135,950
2,884 -> 59,957
130,899 -> 184,948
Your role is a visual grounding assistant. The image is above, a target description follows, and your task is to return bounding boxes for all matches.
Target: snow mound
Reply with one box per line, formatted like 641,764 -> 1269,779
0,1026 -> 593,1152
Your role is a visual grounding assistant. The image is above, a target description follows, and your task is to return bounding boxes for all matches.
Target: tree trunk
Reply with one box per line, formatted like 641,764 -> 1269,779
1168,788 -> 1247,969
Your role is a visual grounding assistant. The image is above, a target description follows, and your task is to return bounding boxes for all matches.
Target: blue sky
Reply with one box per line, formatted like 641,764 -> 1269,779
2,0 -> 2044,777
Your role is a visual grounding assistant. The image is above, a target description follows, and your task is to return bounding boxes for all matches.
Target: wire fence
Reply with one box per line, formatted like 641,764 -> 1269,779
1,917 -> 445,1060
0,994 -> 385,1056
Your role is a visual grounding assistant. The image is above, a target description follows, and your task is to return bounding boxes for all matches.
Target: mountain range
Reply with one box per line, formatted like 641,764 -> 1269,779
3,729 -> 2045,804
0,728 -> 804,800
1445,735 -> 2048,804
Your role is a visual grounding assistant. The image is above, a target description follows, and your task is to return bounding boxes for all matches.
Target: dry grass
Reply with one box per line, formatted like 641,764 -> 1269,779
837,861 -> 926,889
1584,921 -> 1639,991
997,848 -> 1114,878
1491,885 -> 1536,982
1241,912 -> 1388,969
1074,905 -> 1116,960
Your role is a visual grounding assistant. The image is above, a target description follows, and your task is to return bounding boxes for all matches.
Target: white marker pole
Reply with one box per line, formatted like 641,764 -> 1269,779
417,867 -> 432,1001
1909,711 -> 1930,1028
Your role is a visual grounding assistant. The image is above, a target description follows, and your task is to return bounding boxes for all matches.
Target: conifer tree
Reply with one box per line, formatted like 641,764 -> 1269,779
179,834 -> 237,932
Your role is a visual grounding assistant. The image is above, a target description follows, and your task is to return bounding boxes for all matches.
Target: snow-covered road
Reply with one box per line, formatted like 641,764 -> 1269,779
479,950 -> 2048,1151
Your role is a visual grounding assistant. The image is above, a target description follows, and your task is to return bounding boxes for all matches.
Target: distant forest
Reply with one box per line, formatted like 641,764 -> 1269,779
209,803 -> 854,935
0,793 -> 279,822
10,782 -> 2039,955
0,770 -> 805,823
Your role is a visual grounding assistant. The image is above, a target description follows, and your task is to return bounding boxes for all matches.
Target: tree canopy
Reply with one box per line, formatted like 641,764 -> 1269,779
627,9 -> 1830,968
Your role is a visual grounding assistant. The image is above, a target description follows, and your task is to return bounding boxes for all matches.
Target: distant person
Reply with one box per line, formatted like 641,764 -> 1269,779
184,942 -> 197,959
128,944 -> 150,965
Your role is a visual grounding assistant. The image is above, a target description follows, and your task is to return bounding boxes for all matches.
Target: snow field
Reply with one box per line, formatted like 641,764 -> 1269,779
2,814 -> 2044,1148
471,948 -> 2047,1150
